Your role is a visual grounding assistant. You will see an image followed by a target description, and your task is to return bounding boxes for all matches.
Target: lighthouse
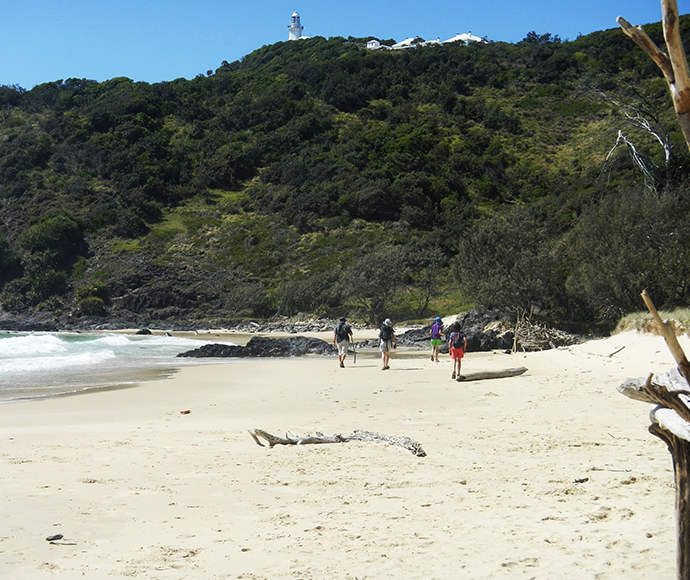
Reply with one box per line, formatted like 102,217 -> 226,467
288,11 -> 304,41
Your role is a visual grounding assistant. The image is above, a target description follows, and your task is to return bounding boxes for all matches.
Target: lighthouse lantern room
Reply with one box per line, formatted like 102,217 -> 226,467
288,11 -> 304,41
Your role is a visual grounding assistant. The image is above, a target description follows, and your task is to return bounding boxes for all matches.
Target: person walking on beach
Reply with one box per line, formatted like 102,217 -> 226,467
333,316 -> 353,368
448,322 -> 467,380
429,316 -> 445,362
379,318 -> 397,370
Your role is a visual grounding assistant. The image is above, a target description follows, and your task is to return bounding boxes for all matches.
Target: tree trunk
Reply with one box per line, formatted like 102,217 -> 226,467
618,0 -> 690,151
650,424 -> 690,579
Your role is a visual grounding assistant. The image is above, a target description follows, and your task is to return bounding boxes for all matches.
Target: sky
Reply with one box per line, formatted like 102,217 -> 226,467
2,0 -> 689,89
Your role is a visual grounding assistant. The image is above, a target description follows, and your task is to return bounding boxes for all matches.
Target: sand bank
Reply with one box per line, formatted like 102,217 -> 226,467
0,331 -> 683,579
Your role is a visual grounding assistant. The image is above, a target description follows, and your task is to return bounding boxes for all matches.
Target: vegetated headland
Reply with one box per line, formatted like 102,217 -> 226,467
0,19 -> 689,333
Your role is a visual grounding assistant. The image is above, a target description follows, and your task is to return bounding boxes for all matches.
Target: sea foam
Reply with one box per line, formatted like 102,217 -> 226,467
0,331 -> 235,402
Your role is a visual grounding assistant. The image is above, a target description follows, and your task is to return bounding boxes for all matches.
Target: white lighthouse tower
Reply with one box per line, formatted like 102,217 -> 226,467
288,11 -> 304,41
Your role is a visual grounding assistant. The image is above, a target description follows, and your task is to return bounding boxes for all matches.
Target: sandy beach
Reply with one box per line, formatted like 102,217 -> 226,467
0,330 -> 683,579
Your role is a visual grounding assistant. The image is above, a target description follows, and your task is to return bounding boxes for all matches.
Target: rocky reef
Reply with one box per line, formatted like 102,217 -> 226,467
177,336 -> 336,358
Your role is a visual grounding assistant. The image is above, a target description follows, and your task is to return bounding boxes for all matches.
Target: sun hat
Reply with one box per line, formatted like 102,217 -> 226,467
435,317 -> 442,323
339,316 -> 346,322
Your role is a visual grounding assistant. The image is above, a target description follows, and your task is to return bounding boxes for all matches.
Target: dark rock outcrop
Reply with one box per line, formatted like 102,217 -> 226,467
0,314 -> 59,332
177,335 -> 336,358
379,309 -> 513,353
458,308 -> 513,351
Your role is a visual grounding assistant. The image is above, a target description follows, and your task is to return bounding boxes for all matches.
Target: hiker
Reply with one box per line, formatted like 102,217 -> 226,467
429,316 -> 445,362
379,318 -> 397,370
447,322 -> 467,380
333,316 -> 353,368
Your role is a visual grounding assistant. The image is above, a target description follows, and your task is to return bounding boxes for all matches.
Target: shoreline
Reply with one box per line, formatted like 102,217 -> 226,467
0,331 -> 681,578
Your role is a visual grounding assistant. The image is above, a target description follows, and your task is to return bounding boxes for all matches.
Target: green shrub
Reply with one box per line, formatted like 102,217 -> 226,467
18,214 -> 81,261
76,281 -> 109,302
77,296 -> 106,315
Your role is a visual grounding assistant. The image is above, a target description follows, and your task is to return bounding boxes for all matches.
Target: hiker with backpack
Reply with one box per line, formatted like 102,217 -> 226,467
447,322 -> 467,380
333,316 -> 354,368
378,318 -> 397,370
429,316 -> 445,362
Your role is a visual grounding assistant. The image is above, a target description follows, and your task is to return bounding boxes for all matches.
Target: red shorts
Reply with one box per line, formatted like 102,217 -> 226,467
450,347 -> 465,359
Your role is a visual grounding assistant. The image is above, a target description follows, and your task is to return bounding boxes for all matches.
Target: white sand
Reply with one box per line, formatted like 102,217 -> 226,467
0,331 -> 683,579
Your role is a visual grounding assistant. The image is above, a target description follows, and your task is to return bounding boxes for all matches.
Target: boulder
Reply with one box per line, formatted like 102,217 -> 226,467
391,309 -> 513,353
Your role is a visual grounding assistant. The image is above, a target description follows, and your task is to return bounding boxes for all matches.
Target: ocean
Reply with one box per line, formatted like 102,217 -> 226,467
0,331 -> 236,403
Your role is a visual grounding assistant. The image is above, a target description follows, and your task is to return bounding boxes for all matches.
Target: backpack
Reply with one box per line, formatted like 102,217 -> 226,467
380,325 -> 393,341
336,323 -> 350,341
452,331 -> 466,349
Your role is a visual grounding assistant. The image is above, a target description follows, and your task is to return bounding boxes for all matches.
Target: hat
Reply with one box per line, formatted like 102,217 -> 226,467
339,316 -> 346,322
384,318 -> 392,326
435,317 -> 442,323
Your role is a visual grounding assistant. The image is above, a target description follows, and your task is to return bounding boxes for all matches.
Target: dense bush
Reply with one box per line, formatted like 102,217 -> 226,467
562,184 -> 690,320
0,17 -> 689,323
451,206 -> 561,316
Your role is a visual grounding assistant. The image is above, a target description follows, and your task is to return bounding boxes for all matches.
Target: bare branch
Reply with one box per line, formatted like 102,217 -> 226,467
616,16 -> 675,82
641,289 -> 690,380
618,3 -> 690,150
605,130 -> 658,190
662,0 -> 690,114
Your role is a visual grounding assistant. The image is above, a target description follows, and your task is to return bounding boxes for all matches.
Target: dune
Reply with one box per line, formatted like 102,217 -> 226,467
0,331 -> 683,579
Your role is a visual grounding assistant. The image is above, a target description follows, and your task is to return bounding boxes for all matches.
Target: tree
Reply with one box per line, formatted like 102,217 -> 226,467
404,242 -> 446,317
342,246 -> 411,325
562,184 -> 690,320
451,207 -> 559,316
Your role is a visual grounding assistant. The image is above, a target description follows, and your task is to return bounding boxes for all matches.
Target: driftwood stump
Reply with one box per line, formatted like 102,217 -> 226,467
651,423 -> 690,576
619,290 -> 690,579
620,369 -> 690,579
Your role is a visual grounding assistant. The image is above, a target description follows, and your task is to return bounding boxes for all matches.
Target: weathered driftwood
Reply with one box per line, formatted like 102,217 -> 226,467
641,289 -> 690,380
513,319 -> 577,352
619,290 -> 690,579
456,366 -> 527,382
621,371 -> 690,579
618,0 -> 690,151
248,428 -> 427,457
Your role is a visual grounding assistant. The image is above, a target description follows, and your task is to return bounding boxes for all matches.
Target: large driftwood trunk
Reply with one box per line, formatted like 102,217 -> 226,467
248,428 -> 427,457
456,367 -> 527,382
618,0 -> 690,151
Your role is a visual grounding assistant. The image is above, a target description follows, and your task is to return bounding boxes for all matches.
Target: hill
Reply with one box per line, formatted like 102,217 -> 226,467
1,19 -> 690,329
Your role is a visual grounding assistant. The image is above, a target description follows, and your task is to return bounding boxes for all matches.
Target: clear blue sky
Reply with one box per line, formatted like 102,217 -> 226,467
2,0 -> 689,89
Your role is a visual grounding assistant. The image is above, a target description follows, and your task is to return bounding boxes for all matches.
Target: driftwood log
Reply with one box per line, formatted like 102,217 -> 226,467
248,428 -> 426,457
456,366 -> 528,382
618,0 -> 690,151
619,290 -> 690,579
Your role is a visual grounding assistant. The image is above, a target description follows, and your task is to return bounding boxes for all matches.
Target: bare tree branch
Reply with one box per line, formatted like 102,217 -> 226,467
618,1 -> 690,150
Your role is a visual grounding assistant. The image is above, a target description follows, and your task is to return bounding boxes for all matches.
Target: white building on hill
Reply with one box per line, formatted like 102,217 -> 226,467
367,39 -> 388,50
443,31 -> 485,45
288,12 -> 304,41
367,31 -> 485,51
